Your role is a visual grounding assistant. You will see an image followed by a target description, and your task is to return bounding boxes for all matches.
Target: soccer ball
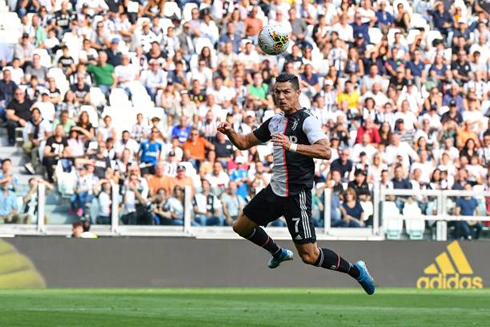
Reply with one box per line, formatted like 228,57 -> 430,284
258,24 -> 290,56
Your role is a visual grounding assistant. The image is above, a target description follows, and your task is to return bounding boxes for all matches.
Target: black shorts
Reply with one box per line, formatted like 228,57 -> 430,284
243,185 -> 316,244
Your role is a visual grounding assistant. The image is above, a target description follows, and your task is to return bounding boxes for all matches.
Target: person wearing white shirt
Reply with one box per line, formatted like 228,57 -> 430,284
357,0 -> 376,24
237,43 -> 261,72
362,83 -> 389,109
410,150 -> 435,185
198,12 -> 220,45
141,59 -> 167,102
207,77 -> 235,109
187,59 -> 213,88
332,15 -> 353,43
352,134 -> 377,163
393,100 -> 419,131
114,54 -> 139,99
385,134 -> 418,168
204,162 -> 230,197
7,59 -> 25,85
114,130 -> 140,161
36,93 -> 56,123
198,94 -> 222,119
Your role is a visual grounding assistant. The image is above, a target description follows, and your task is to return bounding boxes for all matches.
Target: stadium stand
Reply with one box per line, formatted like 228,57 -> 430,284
0,0 -> 488,241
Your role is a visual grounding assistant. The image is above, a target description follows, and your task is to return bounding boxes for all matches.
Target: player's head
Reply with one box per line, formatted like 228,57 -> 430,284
273,73 -> 301,113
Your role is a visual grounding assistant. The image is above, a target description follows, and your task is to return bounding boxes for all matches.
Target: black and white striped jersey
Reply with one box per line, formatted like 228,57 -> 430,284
253,108 -> 326,197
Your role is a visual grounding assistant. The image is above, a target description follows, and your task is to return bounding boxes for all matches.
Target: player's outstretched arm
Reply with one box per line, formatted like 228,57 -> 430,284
271,133 -> 331,160
217,122 -> 262,151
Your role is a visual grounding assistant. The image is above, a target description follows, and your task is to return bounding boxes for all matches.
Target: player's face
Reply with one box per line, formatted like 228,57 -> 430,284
273,82 -> 300,113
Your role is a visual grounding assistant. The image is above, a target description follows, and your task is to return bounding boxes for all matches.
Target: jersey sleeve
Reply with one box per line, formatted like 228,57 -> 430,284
252,117 -> 272,143
302,115 -> 327,144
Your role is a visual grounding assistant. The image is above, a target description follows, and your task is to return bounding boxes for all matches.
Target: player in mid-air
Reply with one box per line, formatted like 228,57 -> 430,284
218,73 -> 375,295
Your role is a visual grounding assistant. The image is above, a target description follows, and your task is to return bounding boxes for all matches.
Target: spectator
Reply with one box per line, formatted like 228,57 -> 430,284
183,128 -> 214,168
87,51 -> 115,95
23,107 -> 50,174
43,125 -> 70,182
330,149 -> 353,182
205,162 -> 230,196
193,179 -> 223,226
121,170 -> 151,225
172,164 -> 194,194
13,33 -> 35,67
391,164 -> 412,212
147,161 -> 173,196
0,159 -> 19,192
95,180 -> 112,225
161,186 -> 185,226
6,88 -> 33,146
340,188 -> 365,227
114,53 -> 138,99
221,181 -> 246,226
169,114 -> 191,143
0,69 -> 18,120
25,54 -> 48,84
139,127 -> 162,175
454,184 -> 482,240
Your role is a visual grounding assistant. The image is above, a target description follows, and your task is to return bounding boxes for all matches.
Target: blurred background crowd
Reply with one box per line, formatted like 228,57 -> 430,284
0,0 -> 488,236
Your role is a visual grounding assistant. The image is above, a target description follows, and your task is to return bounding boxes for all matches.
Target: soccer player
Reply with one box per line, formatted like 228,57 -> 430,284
217,73 -> 375,295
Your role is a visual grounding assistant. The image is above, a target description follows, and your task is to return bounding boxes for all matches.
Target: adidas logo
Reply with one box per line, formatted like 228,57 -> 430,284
295,235 -> 302,241
416,241 -> 483,289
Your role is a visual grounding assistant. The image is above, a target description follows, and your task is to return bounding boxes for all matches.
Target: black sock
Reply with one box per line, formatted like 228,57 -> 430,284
314,248 -> 360,279
244,227 -> 282,257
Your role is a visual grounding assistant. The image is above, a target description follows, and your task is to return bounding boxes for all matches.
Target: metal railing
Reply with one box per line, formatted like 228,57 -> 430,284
0,184 -> 488,241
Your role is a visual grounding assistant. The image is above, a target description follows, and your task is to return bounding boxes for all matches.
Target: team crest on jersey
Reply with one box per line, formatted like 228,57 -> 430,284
291,120 -> 298,131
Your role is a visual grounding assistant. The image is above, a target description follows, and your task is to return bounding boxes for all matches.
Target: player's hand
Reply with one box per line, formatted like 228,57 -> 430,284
271,133 -> 291,150
217,122 -> 232,135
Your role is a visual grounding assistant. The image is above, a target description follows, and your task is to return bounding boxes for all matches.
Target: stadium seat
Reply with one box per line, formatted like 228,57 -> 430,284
410,14 -> 429,32
194,37 -> 214,54
368,28 -> 383,45
360,201 -> 374,220
426,31 -> 443,48
90,87 -> 106,107
182,3 -> 198,22
163,1 -> 181,19
383,201 -> 403,240
406,29 -> 421,45
387,28 -> 401,45
403,202 -> 425,240
159,18 -> 174,36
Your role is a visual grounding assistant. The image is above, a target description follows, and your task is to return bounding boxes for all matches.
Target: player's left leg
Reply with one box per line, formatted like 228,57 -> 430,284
285,189 -> 375,295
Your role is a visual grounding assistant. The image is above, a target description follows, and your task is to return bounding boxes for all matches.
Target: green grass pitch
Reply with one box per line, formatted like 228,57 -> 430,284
0,288 -> 489,326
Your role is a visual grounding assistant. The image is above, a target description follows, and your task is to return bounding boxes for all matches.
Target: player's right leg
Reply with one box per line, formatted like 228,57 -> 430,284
233,186 -> 293,268
233,214 -> 293,268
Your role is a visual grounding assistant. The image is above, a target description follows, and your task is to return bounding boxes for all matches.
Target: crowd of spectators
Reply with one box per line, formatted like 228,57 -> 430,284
0,0 -> 489,236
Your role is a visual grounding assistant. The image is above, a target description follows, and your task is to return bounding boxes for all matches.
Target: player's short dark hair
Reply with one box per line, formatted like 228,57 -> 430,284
275,73 -> 299,91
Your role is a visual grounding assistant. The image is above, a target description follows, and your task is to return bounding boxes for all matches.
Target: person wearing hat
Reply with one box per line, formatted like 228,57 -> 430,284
394,118 -> 415,145
105,37 -> 122,67
13,32 -> 34,67
428,1 -> 454,37
171,164 -> 194,196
